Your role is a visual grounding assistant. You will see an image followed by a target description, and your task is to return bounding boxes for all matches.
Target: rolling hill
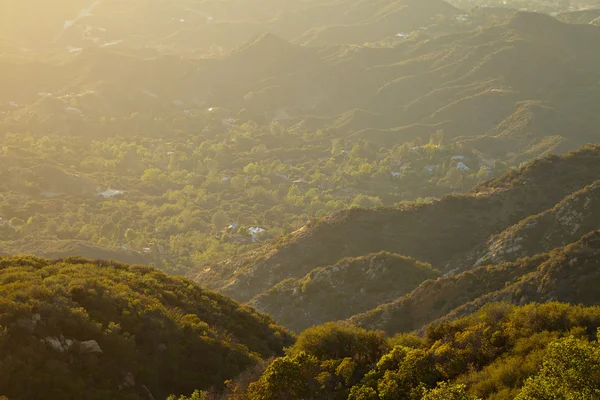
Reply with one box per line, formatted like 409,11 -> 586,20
249,252 -> 440,332
198,145 -> 600,304
350,230 -> 600,335
3,11 -> 599,162
0,256 -> 293,399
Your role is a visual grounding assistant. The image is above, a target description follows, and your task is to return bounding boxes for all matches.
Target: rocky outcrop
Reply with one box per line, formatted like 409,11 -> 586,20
42,336 -> 74,352
79,340 -> 103,354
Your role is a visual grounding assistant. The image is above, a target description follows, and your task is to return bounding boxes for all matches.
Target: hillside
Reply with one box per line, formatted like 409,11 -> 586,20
198,145 -> 600,302
348,230 -> 600,335
454,179 -> 600,270
191,303 -> 600,399
250,252 -> 440,332
0,256 -> 293,399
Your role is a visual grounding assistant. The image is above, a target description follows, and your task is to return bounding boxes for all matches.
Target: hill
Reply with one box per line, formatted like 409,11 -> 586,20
0,256 -> 293,399
198,145 -> 600,303
453,179 -> 600,270
192,303 -> 600,399
249,252 -> 440,332
349,230 -> 600,335
4,12 -> 600,157
0,0 -> 460,51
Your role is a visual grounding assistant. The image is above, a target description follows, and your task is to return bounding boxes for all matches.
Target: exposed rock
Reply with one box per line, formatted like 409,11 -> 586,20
79,340 -> 102,354
123,372 -> 135,388
157,343 -> 167,351
44,337 -> 65,352
43,336 -> 75,352
64,339 -> 74,350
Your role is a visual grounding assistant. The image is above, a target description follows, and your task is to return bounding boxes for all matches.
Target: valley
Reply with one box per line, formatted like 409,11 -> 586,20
1,0 -> 600,399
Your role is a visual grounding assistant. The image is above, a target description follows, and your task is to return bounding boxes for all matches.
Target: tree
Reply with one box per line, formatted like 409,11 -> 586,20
429,130 -> 445,147
247,352 -> 320,400
212,210 -> 229,233
290,323 -> 388,366
167,390 -> 210,400
421,382 -> 480,400
516,336 -> 600,400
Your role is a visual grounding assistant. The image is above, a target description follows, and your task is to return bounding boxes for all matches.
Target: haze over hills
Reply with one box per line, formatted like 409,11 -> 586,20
0,0 -> 460,51
3,1 -> 600,398
2,11 -> 600,159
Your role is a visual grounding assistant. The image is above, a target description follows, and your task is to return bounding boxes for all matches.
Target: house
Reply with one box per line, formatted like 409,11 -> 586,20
391,171 -> 402,177
221,176 -> 231,183
423,165 -> 436,173
451,155 -> 465,160
248,227 -> 266,242
293,179 -> 309,185
457,162 -> 470,171
227,222 -> 239,231
97,189 -> 123,198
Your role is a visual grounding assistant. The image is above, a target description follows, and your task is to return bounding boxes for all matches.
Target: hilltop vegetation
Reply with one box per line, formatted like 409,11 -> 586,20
0,256 -> 293,399
187,303 -> 600,400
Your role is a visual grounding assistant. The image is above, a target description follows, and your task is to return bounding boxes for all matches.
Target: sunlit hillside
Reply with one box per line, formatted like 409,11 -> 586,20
2,1 -> 600,399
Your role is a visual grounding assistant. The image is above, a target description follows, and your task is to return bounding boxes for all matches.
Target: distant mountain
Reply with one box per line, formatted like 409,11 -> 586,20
250,252 -> 440,332
4,11 -> 600,165
0,0 -> 460,50
0,256 -> 293,399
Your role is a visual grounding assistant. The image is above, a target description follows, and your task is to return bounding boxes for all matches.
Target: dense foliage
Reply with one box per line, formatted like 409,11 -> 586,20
0,256 -> 293,400
192,303 -> 600,400
0,127 -> 503,275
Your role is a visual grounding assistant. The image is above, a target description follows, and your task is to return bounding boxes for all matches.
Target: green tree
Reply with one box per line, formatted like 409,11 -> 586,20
212,210 -> 229,233
167,390 -> 210,400
247,352 -> 320,400
421,382 -> 480,400
516,336 -> 600,400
